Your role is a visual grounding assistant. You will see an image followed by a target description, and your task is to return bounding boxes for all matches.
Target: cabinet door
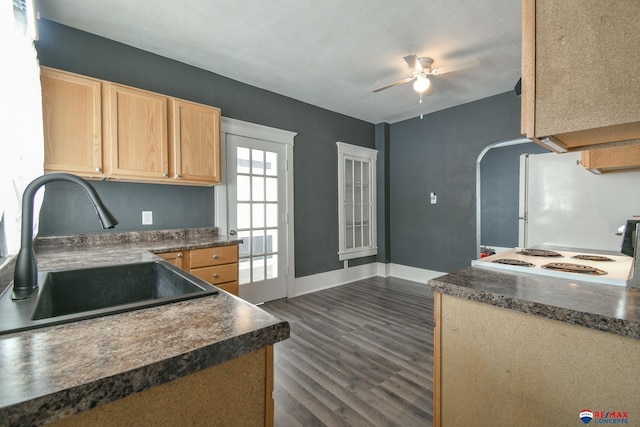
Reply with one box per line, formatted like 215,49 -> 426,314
106,84 -> 169,180
524,0 -> 640,151
157,251 -> 185,269
41,67 -> 104,177
171,99 -> 221,184
582,145 -> 640,174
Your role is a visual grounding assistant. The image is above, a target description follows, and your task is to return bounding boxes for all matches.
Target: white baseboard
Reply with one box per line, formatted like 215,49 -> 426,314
294,262 -> 379,297
293,262 -> 446,297
385,263 -> 447,283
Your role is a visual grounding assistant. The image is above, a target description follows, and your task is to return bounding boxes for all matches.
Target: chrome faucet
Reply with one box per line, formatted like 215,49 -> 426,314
12,173 -> 118,300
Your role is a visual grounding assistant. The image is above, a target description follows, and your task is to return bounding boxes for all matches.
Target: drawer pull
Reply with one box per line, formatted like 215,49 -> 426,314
213,273 -> 219,278
212,255 -> 219,259
177,253 -> 183,258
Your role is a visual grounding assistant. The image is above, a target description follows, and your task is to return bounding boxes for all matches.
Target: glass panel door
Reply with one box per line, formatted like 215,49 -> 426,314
227,135 -> 287,303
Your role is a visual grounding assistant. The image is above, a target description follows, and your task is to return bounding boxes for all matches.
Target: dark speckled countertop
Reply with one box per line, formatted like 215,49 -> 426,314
0,228 -> 290,427
428,266 -> 640,340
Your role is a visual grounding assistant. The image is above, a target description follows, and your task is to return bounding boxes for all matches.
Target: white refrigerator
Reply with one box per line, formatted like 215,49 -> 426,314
518,151 -> 640,252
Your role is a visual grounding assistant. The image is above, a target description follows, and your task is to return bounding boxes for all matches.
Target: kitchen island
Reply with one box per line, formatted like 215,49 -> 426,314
428,266 -> 640,426
0,228 -> 290,426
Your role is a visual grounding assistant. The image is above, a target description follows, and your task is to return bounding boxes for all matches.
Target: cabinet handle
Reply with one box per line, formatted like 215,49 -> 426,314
162,172 -> 168,177
176,174 -> 182,179
177,253 -> 183,258
95,167 -> 102,173
212,255 -> 219,259
213,273 -> 219,278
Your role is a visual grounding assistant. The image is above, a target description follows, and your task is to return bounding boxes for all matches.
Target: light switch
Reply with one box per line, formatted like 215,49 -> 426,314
142,211 -> 153,225
430,192 -> 437,204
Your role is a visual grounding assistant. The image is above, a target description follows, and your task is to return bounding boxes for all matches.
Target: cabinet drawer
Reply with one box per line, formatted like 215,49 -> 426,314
215,281 -> 239,296
190,245 -> 238,268
190,263 -> 238,285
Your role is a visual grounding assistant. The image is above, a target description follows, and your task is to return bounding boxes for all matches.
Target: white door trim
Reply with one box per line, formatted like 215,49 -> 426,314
216,117 -> 297,299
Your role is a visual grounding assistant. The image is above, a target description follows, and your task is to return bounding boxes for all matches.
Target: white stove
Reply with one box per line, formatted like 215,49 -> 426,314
471,247 -> 633,287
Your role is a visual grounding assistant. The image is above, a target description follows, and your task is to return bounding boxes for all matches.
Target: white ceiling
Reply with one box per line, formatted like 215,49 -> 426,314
37,0 -> 523,124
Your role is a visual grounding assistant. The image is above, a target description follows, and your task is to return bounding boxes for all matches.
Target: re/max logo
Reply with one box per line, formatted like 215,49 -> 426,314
594,412 -> 629,419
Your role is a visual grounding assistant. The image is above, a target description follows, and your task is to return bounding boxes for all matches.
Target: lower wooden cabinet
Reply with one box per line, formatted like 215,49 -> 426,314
433,293 -> 640,426
50,346 -> 274,427
156,251 -> 184,269
157,244 -> 239,296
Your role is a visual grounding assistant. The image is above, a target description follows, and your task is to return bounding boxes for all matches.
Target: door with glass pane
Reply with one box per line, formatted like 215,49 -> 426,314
227,134 -> 288,303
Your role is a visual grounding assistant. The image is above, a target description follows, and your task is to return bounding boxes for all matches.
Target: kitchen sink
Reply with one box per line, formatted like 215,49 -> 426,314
0,261 -> 219,335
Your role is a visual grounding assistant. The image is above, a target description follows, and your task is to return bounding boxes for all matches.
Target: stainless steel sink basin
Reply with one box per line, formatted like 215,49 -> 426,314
0,261 -> 219,335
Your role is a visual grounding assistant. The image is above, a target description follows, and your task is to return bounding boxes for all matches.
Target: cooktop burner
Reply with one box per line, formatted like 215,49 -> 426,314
492,259 -> 535,267
516,248 -> 562,257
571,254 -> 615,262
541,262 -> 608,275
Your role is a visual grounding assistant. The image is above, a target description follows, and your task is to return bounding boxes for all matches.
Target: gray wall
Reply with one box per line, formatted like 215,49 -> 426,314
480,142 -> 548,248
35,20 -> 375,278
38,180 -> 214,235
389,92 -> 524,273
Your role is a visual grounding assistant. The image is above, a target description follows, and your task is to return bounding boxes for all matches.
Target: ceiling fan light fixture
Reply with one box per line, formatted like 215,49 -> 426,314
413,75 -> 430,93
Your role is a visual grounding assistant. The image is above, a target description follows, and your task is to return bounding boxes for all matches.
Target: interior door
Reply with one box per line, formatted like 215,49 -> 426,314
227,134 -> 288,303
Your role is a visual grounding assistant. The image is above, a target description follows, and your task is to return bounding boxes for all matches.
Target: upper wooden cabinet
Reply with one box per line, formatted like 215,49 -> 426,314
41,67 -> 222,186
41,67 -> 104,177
521,0 -> 640,153
105,83 -> 169,180
581,145 -> 640,174
170,99 -> 221,184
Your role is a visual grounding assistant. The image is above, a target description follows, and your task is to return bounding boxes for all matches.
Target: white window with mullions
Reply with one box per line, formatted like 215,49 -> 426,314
337,142 -> 377,261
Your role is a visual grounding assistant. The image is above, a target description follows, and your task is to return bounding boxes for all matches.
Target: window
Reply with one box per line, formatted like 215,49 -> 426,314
1,0 -> 43,257
337,142 -> 377,261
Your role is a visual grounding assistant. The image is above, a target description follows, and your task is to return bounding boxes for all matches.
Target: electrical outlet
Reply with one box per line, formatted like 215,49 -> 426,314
142,211 -> 153,225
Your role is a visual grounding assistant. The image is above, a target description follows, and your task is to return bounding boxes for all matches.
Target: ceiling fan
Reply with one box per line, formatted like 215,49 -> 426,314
373,55 -> 481,94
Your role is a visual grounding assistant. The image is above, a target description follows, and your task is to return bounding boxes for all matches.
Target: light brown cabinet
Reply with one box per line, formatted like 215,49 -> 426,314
170,99 -> 221,184
157,244 -> 239,296
50,346 -> 274,427
41,67 -> 104,177
521,0 -> 640,153
41,67 -> 221,186
433,293 -> 640,426
156,250 -> 185,269
105,83 -> 169,180
581,145 -> 640,174
189,245 -> 239,296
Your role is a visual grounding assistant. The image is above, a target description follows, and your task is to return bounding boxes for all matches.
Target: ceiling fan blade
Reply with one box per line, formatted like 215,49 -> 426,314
403,55 -> 421,71
373,77 -> 415,93
432,58 -> 481,75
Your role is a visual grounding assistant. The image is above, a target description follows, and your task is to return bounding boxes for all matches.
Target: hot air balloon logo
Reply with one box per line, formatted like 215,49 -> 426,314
580,409 -> 594,425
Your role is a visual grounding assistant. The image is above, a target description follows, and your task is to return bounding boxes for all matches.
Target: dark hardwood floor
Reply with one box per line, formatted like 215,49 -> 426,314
261,276 -> 434,427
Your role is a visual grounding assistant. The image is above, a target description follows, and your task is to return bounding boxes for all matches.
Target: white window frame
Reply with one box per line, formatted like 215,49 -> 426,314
337,141 -> 378,261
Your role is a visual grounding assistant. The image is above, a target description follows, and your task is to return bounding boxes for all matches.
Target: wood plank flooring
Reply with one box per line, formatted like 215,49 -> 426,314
261,276 -> 434,427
